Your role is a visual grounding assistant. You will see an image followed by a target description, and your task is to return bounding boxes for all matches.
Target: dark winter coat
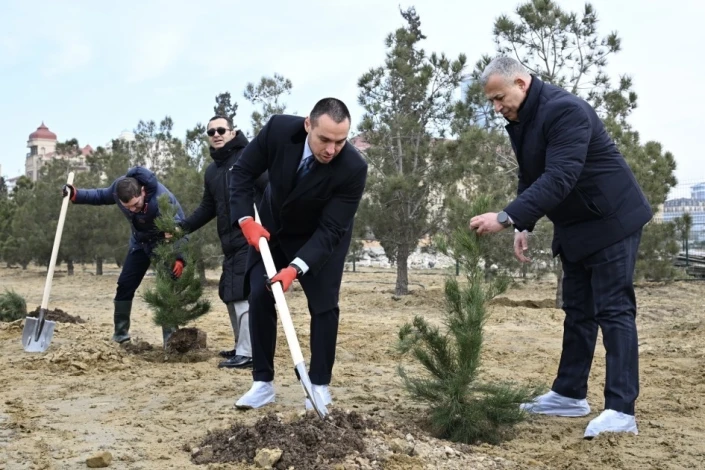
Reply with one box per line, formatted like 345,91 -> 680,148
72,166 -> 186,258
229,115 -> 368,314
502,76 -> 653,262
180,131 -> 269,303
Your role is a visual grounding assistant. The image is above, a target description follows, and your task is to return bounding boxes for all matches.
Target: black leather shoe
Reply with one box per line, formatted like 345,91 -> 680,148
219,348 -> 237,358
218,355 -> 253,369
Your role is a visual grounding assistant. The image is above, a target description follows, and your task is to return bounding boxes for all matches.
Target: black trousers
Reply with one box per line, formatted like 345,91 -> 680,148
248,246 -> 339,385
114,248 -> 152,302
552,229 -> 642,415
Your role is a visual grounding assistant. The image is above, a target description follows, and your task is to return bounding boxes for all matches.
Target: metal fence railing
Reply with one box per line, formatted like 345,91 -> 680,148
653,179 -> 705,276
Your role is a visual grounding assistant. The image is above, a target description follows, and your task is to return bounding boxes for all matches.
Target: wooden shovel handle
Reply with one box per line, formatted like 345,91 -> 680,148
41,172 -> 74,310
254,204 -> 305,365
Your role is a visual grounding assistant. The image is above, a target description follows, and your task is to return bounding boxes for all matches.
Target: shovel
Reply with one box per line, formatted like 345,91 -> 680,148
22,172 -> 74,353
254,205 -> 328,419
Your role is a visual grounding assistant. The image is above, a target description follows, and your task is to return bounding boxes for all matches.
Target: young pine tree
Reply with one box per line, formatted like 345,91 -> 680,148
0,289 -> 27,322
142,194 -> 211,330
397,196 -> 541,445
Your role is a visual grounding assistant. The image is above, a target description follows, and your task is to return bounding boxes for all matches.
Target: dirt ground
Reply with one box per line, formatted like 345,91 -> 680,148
1,263 -> 704,469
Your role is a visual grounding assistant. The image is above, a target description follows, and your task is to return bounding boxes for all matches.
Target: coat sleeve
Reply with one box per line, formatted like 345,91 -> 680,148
181,182 -> 216,233
295,164 -> 368,274
254,170 -> 270,204
513,169 -> 533,231
229,117 -> 273,224
504,101 -> 592,230
168,191 -> 189,263
72,180 -> 117,206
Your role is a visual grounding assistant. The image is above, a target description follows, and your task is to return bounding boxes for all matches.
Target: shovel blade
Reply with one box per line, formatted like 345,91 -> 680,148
295,362 -> 328,419
22,317 -> 56,353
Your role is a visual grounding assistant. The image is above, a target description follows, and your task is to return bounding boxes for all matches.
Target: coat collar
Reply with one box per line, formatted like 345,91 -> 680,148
507,74 -> 543,126
281,122 -> 333,204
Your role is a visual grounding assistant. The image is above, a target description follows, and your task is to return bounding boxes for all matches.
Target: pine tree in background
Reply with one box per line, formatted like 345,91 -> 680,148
397,196 -> 541,445
142,194 -> 211,331
0,289 -> 27,322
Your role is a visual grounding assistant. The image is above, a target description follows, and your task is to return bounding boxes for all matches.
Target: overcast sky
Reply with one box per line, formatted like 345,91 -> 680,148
1,0 -> 701,196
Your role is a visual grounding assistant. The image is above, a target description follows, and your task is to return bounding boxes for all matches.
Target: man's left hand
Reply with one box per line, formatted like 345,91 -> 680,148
267,266 -> 298,293
172,260 -> 184,278
469,212 -> 505,235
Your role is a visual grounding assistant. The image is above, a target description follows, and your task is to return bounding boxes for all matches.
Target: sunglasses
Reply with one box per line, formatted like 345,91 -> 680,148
207,127 -> 230,137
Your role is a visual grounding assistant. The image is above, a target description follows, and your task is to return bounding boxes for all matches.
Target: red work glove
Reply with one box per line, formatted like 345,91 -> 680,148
267,266 -> 298,293
172,260 -> 184,278
240,218 -> 270,251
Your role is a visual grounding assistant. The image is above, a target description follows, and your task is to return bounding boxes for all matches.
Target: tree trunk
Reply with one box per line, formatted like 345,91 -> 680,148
198,259 -> 207,283
395,244 -> 410,295
96,257 -> 103,276
67,259 -> 74,276
555,260 -> 563,309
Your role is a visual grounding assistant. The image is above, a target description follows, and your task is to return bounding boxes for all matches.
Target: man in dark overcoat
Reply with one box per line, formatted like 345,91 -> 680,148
469,56 -> 652,438
228,97 -> 368,410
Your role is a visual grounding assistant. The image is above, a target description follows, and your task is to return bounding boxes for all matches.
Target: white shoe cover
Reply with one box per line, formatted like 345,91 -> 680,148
584,409 -> 638,438
520,390 -> 591,417
235,381 -> 275,409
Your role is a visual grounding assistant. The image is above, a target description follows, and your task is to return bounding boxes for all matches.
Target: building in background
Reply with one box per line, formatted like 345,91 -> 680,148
24,122 -> 93,182
663,184 -> 705,243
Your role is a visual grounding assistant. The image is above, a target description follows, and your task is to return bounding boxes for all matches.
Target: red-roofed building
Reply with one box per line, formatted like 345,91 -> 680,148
24,122 -> 92,181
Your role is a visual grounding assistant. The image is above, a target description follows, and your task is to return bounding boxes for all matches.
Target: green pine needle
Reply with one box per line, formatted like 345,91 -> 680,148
141,194 -> 211,329
396,197 -> 542,444
0,289 -> 27,322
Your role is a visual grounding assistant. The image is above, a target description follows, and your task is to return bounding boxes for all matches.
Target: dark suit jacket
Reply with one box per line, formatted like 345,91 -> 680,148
503,76 -> 653,262
229,114 -> 368,313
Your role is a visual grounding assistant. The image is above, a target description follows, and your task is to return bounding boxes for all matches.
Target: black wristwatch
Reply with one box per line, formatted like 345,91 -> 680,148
289,263 -> 303,278
497,211 -> 512,228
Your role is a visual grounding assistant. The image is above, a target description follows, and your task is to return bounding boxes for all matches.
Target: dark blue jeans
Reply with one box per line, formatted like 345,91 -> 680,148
552,229 -> 642,415
114,248 -> 152,302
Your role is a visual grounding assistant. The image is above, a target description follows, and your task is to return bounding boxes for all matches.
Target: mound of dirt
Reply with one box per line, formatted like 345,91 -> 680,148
166,327 -> 207,354
27,306 -> 86,323
22,339 -> 131,374
191,409 -> 378,469
489,297 -> 557,309
119,337 -> 216,364
120,339 -> 155,353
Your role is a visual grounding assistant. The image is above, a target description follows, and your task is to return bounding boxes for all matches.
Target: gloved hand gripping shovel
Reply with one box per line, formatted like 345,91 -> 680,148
254,205 -> 328,419
22,172 -> 75,352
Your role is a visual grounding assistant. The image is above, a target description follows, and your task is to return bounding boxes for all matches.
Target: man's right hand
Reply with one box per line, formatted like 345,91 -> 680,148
514,231 -> 531,263
240,217 -> 270,251
62,184 -> 76,200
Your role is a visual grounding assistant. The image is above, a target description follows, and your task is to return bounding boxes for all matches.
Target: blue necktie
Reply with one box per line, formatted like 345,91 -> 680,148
296,154 -> 315,184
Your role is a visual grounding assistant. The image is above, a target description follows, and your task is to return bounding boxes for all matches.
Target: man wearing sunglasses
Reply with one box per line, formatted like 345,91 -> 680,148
176,115 -> 268,369
62,166 -> 187,347
228,98 -> 367,411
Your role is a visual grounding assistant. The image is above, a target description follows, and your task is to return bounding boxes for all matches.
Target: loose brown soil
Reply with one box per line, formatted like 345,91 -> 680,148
192,409 -> 374,468
1,264 -> 704,469
26,306 -> 86,323
166,327 -> 207,354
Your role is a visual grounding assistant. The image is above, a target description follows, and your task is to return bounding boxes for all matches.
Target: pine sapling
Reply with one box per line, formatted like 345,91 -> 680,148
142,194 -> 211,330
0,289 -> 27,322
397,196 -> 542,445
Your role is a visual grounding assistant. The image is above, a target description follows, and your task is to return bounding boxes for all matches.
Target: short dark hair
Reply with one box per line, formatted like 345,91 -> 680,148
116,177 -> 142,203
309,98 -> 351,126
208,115 -> 234,129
